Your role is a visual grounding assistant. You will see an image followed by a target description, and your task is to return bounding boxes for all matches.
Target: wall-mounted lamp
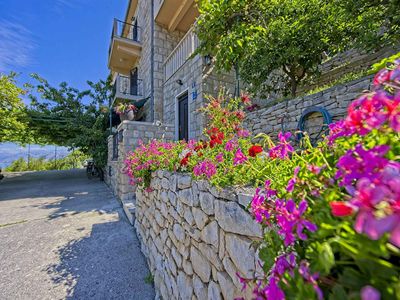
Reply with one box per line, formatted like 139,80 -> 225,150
204,55 -> 212,66
176,79 -> 183,86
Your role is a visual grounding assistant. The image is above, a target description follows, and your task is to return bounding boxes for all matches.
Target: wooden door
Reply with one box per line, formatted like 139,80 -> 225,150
178,93 -> 189,141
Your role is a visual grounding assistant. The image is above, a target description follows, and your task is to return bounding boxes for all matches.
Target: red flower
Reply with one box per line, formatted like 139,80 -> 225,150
241,93 -> 251,105
180,152 -> 192,166
330,201 -> 354,217
248,145 -> 263,157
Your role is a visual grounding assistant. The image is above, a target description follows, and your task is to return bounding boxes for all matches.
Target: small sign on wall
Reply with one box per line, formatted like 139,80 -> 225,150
191,82 -> 198,101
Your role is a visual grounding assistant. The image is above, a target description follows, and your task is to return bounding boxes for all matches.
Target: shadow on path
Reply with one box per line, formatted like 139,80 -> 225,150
45,210 -> 154,299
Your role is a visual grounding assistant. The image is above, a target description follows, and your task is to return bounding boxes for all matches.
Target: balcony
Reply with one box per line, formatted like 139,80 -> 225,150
108,19 -> 142,75
154,0 -> 199,32
112,75 -> 144,102
165,27 -> 199,80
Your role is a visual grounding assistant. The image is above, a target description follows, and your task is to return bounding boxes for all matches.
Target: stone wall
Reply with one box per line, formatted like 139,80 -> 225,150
105,121 -> 174,202
244,75 -> 374,139
134,171 -> 263,300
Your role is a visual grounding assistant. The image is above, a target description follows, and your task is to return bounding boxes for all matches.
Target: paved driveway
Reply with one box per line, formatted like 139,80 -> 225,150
0,169 -> 154,300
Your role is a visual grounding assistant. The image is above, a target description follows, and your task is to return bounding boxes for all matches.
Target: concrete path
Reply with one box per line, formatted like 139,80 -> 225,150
0,169 -> 155,300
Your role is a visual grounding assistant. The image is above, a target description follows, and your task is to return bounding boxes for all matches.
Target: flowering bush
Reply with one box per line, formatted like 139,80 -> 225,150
242,58 -> 400,300
125,59 -> 400,299
115,102 -> 138,115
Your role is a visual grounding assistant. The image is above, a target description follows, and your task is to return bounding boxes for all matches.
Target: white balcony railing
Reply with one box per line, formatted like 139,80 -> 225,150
165,27 -> 199,80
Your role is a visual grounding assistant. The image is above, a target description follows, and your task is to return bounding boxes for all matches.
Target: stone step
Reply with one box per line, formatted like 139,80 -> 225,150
121,198 -> 136,225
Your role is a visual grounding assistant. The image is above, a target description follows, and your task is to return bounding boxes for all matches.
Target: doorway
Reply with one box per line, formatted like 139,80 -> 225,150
178,92 -> 189,141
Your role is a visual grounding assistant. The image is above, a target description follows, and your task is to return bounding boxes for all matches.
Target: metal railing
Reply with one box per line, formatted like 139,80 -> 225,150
165,26 -> 199,80
109,19 -> 141,53
113,75 -> 144,97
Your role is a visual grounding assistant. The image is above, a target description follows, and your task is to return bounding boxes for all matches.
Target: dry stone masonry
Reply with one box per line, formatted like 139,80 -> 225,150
244,75 -> 374,139
135,171 -> 264,300
105,121 -> 174,203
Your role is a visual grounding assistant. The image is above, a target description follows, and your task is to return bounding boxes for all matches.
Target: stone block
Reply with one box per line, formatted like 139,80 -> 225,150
201,220 -> 219,245
192,207 -> 208,230
178,188 -> 194,206
193,275 -> 207,300
177,174 -> 192,189
177,271 -> 193,300
215,200 -> 262,238
199,192 -> 215,215
208,281 -> 222,300
190,246 -> 211,283
225,233 -> 256,278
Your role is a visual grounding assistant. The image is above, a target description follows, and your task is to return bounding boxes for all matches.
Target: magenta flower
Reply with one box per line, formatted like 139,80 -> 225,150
215,152 -> 224,163
225,139 -> 238,152
237,129 -> 250,137
269,132 -> 294,159
298,261 -> 323,300
233,148 -> 248,165
361,286 -> 380,300
251,189 -> 269,223
193,160 -> 217,179
286,166 -> 300,192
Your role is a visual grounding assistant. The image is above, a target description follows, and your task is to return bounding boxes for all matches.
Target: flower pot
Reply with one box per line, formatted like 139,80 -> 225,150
119,110 -> 135,121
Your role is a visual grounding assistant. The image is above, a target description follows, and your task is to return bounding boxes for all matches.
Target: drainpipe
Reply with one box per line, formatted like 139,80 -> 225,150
235,63 -> 240,98
150,0 -> 155,122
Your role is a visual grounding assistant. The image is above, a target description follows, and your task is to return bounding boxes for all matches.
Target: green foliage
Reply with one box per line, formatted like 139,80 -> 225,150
370,52 -> 400,74
5,150 -> 88,172
0,73 -> 30,143
195,0 -> 400,97
27,75 -> 112,167
196,0 -> 351,97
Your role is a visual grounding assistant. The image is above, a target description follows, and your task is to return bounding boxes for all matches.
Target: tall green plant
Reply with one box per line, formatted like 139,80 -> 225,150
0,73 -> 30,143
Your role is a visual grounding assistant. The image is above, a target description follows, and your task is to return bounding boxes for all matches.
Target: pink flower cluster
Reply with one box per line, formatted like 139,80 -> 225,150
252,180 -> 317,246
193,160 -> 217,179
269,132 -> 294,159
328,61 -> 400,144
334,144 -> 400,247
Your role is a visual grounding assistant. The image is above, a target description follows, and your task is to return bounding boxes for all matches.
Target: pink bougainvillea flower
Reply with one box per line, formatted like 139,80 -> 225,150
233,148 -> 248,166
361,286 -> 380,300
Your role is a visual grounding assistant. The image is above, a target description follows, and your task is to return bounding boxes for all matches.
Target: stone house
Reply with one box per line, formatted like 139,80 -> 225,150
106,0 -> 235,201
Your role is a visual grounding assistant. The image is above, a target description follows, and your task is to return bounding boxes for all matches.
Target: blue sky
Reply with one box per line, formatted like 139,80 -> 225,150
0,0 -> 128,166
0,0 -> 128,90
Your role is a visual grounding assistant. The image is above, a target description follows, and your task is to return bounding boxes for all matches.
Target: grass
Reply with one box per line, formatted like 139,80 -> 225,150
144,273 -> 154,284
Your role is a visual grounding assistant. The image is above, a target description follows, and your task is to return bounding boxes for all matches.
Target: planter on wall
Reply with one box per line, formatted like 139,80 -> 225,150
119,110 -> 135,121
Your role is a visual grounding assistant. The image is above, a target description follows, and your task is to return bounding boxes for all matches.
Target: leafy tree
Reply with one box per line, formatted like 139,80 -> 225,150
27,75 -> 112,167
195,0 -> 399,97
338,0 -> 400,50
0,73 -> 30,143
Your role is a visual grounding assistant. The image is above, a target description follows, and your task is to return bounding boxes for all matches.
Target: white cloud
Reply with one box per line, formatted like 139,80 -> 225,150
0,19 -> 36,72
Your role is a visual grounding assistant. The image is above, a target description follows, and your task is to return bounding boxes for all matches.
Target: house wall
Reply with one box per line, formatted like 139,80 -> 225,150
105,121 -> 174,201
243,75 -> 374,140
135,171 -> 263,300
130,0 -> 184,122
163,56 -> 236,140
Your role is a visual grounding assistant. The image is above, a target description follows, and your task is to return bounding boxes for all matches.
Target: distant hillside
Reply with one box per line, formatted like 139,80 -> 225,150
0,143 -> 70,169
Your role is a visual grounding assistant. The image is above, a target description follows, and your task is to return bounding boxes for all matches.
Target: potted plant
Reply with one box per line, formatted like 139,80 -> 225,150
115,103 -> 138,121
